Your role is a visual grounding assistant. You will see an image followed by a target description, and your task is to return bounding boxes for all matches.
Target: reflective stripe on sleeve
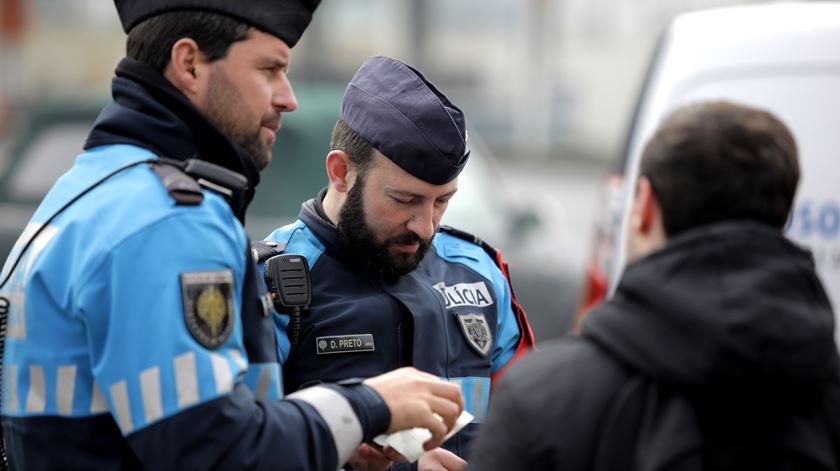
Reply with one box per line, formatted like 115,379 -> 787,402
25,365 -> 46,413
242,362 -> 282,402
140,366 -> 163,423
56,365 -> 77,415
210,352 -> 234,394
110,380 -> 134,434
173,352 -> 199,408
254,365 -> 273,401
287,385 -> 362,466
90,382 -> 108,414
5,365 -> 18,413
229,349 -> 248,371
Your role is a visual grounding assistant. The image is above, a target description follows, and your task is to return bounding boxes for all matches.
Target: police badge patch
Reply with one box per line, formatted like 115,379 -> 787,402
456,313 -> 493,357
180,270 -> 235,349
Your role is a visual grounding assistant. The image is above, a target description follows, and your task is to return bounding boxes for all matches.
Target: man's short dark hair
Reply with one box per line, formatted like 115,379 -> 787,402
331,119 -> 375,177
640,100 -> 799,237
126,10 -> 251,73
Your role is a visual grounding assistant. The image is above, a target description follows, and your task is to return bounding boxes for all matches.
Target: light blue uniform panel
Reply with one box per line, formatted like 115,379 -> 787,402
1,144 -> 250,434
433,232 -> 520,373
447,376 -> 491,423
264,221 -> 325,364
241,362 -> 283,402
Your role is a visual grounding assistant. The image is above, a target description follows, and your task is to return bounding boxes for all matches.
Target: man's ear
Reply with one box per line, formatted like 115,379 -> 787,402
163,38 -> 206,99
632,176 -> 658,235
627,176 -> 667,260
326,150 -> 352,193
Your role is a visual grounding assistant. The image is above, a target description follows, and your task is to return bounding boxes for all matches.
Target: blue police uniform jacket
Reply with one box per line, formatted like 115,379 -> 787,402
264,192 -> 530,460
0,58 -> 388,470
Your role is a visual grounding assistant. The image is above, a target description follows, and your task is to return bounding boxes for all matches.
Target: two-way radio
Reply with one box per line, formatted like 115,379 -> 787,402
263,254 -> 311,348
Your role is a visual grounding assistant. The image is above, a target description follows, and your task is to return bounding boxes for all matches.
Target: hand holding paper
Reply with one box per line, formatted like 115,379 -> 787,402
372,410 -> 473,463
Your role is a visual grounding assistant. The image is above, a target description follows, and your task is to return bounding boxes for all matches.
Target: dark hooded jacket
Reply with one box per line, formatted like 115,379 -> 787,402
468,221 -> 840,470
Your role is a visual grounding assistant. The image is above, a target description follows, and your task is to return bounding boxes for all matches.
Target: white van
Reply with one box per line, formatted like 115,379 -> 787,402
580,2 -> 840,340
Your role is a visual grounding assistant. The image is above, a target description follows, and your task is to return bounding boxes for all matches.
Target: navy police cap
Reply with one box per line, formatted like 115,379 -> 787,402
114,0 -> 321,48
341,56 -> 469,185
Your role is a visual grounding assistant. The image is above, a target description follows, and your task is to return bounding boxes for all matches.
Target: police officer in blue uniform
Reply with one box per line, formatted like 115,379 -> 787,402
0,4 -> 463,470
263,56 -> 535,469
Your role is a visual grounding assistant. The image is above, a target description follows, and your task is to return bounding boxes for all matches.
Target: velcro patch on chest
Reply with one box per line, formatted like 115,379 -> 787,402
433,281 -> 494,309
316,334 -> 375,355
456,313 -> 493,357
180,270 -> 235,349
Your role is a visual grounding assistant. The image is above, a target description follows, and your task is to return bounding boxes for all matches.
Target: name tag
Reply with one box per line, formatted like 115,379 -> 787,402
316,334 -> 376,355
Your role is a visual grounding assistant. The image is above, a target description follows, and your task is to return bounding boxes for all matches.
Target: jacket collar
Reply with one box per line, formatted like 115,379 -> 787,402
85,57 -> 260,222
583,220 -> 837,391
299,188 -> 351,259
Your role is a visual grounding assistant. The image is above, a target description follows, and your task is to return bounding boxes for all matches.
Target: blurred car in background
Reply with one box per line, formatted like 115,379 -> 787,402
0,101 -> 105,258
578,3 -> 840,341
0,84 -> 576,341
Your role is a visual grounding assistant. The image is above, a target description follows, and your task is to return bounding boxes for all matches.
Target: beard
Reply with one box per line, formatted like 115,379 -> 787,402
337,174 -> 432,279
203,67 -> 275,170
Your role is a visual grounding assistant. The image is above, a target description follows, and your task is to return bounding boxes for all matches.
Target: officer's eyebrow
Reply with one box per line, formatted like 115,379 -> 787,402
389,188 -> 458,200
260,57 -> 290,71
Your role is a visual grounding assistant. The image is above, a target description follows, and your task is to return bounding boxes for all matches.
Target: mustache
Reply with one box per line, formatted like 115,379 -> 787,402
386,232 -> 426,246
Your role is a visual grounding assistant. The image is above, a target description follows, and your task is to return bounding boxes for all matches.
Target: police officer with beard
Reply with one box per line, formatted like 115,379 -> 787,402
0,3 -> 464,470
262,56 -> 535,470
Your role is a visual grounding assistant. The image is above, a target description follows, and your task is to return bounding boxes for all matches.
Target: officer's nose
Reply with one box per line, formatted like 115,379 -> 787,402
273,74 -> 298,112
407,204 -> 436,242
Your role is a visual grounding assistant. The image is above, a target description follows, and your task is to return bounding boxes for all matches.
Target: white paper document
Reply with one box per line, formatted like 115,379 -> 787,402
372,410 -> 474,463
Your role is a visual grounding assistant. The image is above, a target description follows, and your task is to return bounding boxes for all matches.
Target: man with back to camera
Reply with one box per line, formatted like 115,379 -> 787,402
468,101 -> 840,470
259,55 -> 535,470
0,2 -> 465,470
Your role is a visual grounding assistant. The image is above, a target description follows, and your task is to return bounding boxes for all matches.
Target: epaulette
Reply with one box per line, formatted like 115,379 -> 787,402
438,224 -> 494,258
250,240 -> 288,264
150,158 -> 248,205
150,162 -> 203,205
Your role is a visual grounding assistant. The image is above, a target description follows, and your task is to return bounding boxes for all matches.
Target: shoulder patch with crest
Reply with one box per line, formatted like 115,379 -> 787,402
180,270 -> 235,349
456,312 -> 493,357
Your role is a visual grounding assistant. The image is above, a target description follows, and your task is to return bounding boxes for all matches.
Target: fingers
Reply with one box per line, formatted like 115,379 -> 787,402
380,445 -> 406,462
418,448 -> 468,471
425,395 -> 462,434
364,367 -> 465,443
347,443 -> 393,471
435,449 -> 467,469
427,378 -> 465,414
420,413 -> 449,451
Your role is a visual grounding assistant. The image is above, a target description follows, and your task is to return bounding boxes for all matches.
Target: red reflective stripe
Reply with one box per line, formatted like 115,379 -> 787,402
491,342 -> 533,386
490,247 -> 535,389
493,248 -> 535,348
